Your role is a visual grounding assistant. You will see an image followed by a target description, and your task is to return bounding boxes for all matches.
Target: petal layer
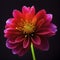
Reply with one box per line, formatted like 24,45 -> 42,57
6,40 -> 17,49
39,38 -> 49,51
23,38 -> 30,48
32,36 -> 41,45
34,38 -> 49,51
13,10 -> 22,18
46,14 -> 53,22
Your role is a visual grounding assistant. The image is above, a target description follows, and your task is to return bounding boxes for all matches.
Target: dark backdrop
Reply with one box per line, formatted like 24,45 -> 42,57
0,0 -> 60,60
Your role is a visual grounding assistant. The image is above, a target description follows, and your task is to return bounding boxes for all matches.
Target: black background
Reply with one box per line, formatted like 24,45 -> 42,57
0,0 -> 60,60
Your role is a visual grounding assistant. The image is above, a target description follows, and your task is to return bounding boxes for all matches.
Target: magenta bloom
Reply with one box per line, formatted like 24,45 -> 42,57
4,6 -> 57,56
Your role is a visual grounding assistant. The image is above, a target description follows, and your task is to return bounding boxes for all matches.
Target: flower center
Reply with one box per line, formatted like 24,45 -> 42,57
22,23 -> 35,34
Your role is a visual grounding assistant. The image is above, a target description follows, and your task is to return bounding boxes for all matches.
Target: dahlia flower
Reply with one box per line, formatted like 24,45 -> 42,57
4,6 -> 57,60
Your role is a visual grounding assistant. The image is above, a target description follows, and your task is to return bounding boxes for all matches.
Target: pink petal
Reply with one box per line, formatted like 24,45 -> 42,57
13,10 -> 22,18
22,6 -> 35,21
50,23 -> 57,33
4,28 -> 20,38
40,14 -> 53,27
37,28 -> 56,37
6,18 -> 13,24
4,28 -> 20,34
39,38 -> 49,51
31,36 -> 41,45
36,19 -> 45,29
5,18 -> 16,28
4,33 -> 17,38
15,36 -> 24,43
23,38 -> 30,48
12,44 -> 29,56
34,38 -> 49,51
46,14 -> 53,22
30,6 -> 35,19
36,26 -> 55,35
7,38 -> 16,44
12,44 -> 23,54
6,40 -> 17,49
22,6 -> 30,14
35,9 -> 46,20
36,22 -> 57,37
36,14 -> 53,28
6,36 -> 24,44
5,23 -> 16,28
17,48 -> 28,56
36,14 -> 53,30
37,31 -> 51,35
25,6 -> 35,21
30,6 -> 35,14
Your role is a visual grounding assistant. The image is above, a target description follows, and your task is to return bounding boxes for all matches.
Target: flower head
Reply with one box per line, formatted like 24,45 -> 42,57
4,6 -> 57,56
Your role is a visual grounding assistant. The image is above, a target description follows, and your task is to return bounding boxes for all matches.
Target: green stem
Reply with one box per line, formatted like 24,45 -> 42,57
31,43 -> 36,60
